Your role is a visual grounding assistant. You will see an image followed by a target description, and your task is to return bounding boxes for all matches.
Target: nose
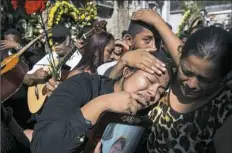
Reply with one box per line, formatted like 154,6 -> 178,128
186,77 -> 198,89
110,52 -> 115,58
148,43 -> 157,53
146,84 -> 160,99
54,42 -> 60,46
110,53 -> 116,61
153,44 -> 157,51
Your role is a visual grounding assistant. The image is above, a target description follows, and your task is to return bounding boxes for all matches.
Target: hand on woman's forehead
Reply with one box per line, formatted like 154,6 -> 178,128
157,70 -> 170,87
139,69 -> 170,87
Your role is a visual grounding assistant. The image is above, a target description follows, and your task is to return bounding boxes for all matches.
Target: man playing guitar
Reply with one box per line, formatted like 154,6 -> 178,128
23,25 -> 82,86
26,20 -> 108,114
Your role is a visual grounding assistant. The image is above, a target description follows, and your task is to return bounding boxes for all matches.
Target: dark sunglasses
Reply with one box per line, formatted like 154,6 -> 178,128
52,37 -> 66,44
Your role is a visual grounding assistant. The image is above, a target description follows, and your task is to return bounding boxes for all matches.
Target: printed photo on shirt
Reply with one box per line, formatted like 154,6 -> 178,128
101,123 -> 145,153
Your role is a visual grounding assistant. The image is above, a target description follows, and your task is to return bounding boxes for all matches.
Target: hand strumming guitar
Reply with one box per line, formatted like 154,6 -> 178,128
31,68 -> 49,82
23,68 -> 49,86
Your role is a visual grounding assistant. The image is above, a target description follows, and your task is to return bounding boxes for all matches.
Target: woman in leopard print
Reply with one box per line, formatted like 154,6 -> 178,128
132,10 -> 232,153
147,88 -> 232,153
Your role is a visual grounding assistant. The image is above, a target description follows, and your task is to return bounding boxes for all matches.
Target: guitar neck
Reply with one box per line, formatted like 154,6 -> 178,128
55,47 -> 77,72
80,28 -> 94,42
1,33 -> 45,68
17,33 -> 44,57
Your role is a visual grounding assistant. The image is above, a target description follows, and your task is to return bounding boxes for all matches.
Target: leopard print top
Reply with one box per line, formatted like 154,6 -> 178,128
147,88 -> 232,153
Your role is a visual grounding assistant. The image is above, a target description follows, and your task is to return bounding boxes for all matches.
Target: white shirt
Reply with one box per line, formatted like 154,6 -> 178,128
97,61 -> 118,75
27,51 -> 82,74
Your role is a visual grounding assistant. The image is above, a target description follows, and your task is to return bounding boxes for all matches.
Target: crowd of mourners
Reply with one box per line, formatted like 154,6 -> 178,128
1,6 -> 232,153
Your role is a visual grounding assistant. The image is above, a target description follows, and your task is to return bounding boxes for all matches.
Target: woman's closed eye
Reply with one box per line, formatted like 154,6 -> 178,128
182,68 -> 194,77
197,76 -> 215,83
108,48 -> 114,54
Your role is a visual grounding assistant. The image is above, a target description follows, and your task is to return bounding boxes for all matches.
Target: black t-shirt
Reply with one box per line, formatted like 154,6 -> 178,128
1,104 -> 30,153
31,73 -> 114,153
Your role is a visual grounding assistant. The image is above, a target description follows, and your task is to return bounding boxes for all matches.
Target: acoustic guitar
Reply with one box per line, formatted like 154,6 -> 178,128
27,47 -> 78,113
1,33 -> 45,102
27,20 -> 107,113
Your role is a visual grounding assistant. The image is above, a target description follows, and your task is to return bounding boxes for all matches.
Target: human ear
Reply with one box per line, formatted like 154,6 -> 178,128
122,34 -> 132,50
122,67 -> 134,79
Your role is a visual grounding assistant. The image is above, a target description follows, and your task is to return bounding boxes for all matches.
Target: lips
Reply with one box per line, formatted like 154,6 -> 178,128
137,93 -> 150,102
182,86 -> 199,96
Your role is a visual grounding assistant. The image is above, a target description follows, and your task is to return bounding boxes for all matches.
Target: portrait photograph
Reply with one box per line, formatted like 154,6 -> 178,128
101,123 -> 145,153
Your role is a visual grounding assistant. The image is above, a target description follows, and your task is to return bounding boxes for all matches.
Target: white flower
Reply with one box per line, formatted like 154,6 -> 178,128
39,29 -> 44,33
71,26 -> 77,30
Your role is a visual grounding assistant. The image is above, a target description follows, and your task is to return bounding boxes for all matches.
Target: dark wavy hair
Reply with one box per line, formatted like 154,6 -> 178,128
128,20 -> 161,51
181,26 -> 232,79
74,31 -> 114,73
4,29 -> 23,44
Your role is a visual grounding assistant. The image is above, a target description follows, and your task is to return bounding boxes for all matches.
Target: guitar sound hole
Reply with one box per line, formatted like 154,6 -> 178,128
42,86 -> 47,95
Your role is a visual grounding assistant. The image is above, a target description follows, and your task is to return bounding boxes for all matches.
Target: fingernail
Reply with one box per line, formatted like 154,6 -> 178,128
161,63 -> 166,67
55,85 -> 58,88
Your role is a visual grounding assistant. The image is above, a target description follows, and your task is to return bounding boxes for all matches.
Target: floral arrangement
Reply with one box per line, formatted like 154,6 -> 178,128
47,1 -> 97,51
176,1 -> 200,37
176,10 -> 191,37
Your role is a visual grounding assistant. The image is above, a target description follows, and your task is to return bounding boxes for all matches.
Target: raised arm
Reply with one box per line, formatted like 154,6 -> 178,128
132,9 -> 183,65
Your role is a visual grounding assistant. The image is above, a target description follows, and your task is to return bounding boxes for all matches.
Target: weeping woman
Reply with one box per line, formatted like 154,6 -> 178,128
132,9 -> 232,153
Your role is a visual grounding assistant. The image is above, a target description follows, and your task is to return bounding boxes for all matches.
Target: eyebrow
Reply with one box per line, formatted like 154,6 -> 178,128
143,35 -> 153,39
181,63 -> 213,79
154,74 -> 168,90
